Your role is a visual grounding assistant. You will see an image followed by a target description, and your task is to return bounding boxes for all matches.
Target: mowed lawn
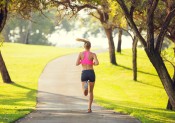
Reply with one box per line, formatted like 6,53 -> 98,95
94,49 -> 175,123
0,43 -> 81,123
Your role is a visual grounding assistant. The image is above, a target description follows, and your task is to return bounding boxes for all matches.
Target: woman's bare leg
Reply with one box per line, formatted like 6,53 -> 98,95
88,82 -> 95,112
82,82 -> 88,96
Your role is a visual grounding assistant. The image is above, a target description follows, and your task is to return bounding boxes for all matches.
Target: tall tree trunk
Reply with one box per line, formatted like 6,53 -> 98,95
132,35 -> 138,81
166,47 -> 175,110
24,20 -> 32,44
132,28 -> 142,81
104,27 -> 117,65
0,9 -> 7,32
166,66 -> 175,110
145,49 -> 175,110
24,12 -> 32,44
117,29 -> 122,53
98,8 -> 117,65
0,0 -> 12,83
0,51 -> 12,83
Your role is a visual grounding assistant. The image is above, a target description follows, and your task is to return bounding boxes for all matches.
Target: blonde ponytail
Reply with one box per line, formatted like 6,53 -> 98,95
76,38 -> 89,43
76,38 -> 91,49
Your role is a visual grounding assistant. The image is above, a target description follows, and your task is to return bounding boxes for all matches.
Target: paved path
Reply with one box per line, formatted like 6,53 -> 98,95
16,52 -> 140,123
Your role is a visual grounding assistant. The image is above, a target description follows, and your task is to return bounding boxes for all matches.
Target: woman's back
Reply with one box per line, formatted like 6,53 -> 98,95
80,51 -> 94,70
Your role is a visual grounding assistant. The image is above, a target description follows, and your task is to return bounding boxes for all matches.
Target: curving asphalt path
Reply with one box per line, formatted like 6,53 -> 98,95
16,52 -> 140,123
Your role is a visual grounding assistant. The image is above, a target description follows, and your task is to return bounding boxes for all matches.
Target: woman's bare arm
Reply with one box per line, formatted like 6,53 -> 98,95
93,53 -> 99,66
76,53 -> 81,66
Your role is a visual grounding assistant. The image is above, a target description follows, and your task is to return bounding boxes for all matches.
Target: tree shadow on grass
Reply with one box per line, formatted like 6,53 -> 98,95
12,82 -> 36,91
136,80 -> 163,89
95,98 -> 175,123
0,82 -> 38,122
117,64 -> 158,77
116,64 -> 164,89
0,82 -> 37,106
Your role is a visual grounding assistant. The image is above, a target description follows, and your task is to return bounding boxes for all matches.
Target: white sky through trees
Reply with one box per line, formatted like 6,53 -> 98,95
48,28 -> 132,48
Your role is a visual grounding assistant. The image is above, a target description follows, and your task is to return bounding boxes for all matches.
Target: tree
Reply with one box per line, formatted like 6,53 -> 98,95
0,0 -> 49,83
25,11 -> 56,45
157,5 -> 175,109
0,51 -> 11,83
2,10 -> 56,45
131,0 -> 175,108
116,0 -> 175,110
161,45 -> 175,110
116,28 -> 122,53
0,0 -> 12,83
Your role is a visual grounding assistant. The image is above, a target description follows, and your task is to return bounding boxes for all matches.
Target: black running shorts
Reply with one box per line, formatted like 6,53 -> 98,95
81,70 -> 95,82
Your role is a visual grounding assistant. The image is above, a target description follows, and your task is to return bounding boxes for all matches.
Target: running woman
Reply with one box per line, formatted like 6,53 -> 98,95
76,38 -> 99,113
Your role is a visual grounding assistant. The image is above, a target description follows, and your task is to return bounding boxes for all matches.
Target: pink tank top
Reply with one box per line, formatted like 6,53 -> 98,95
81,51 -> 93,65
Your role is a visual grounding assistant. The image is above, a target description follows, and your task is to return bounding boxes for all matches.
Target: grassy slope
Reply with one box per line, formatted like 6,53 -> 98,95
94,49 -> 175,123
0,43 -> 80,123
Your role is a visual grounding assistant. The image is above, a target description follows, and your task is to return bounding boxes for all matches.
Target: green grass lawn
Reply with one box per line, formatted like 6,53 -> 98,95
0,43 -> 81,123
94,49 -> 175,123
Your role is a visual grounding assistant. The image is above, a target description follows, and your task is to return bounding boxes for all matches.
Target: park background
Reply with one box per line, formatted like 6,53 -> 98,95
0,1 -> 175,123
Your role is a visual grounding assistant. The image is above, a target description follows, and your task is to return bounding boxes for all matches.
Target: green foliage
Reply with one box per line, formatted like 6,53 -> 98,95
107,0 -> 127,28
54,16 -> 104,38
154,1 -> 167,29
60,19 -> 73,32
9,0 -> 48,19
79,17 -> 103,37
3,10 -> 56,45
78,0 -> 101,5
32,11 -> 56,34
94,49 -> 174,123
162,44 -> 175,67
0,43 -> 81,122
0,0 -> 5,6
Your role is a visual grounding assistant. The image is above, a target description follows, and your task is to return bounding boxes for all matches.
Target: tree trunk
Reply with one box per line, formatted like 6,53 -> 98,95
166,47 -> 175,110
145,49 -> 175,110
166,66 -> 175,110
117,29 -> 122,53
167,99 -> 172,110
24,20 -> 32,44
0,51 -> 12,83
132,36 -> 138,81
24,12 -> 33,44
132,28 -> 142,81
0,0 -> 9,32
0,1 -> 12,83
104,27 -> 117,65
